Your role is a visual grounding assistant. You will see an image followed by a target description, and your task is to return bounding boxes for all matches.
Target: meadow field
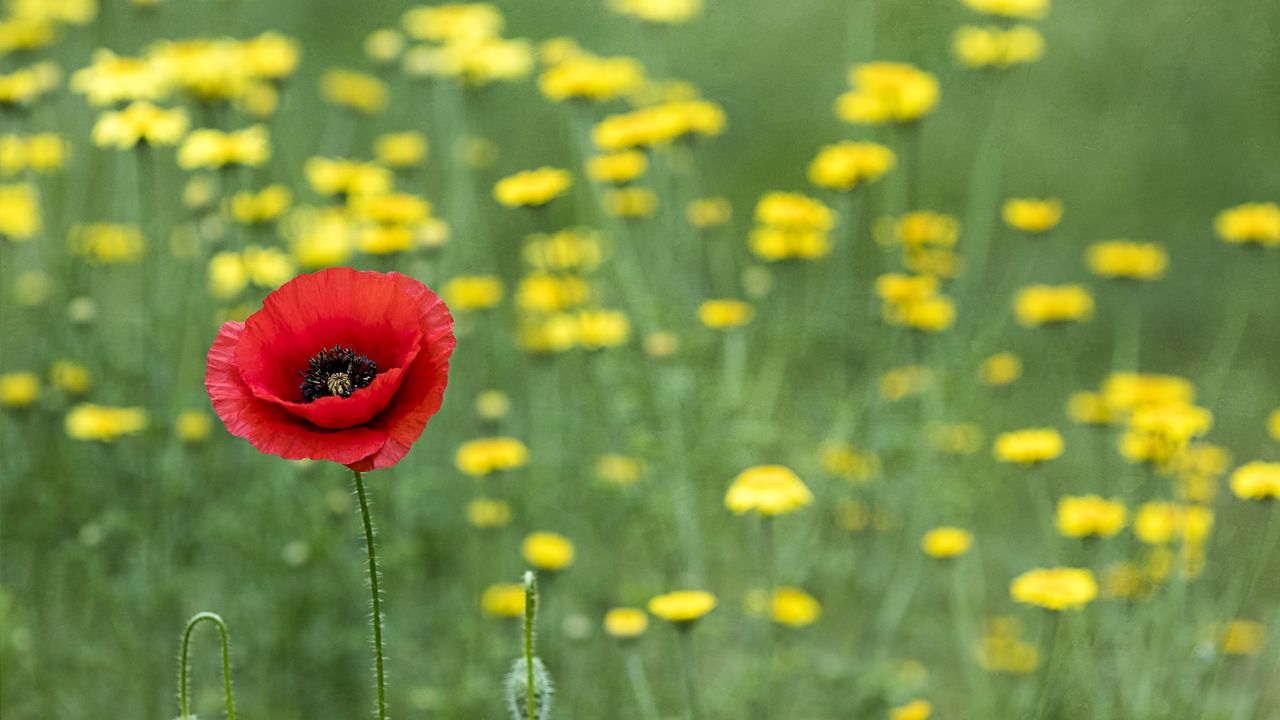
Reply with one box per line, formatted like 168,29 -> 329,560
1,0 -> 1279,718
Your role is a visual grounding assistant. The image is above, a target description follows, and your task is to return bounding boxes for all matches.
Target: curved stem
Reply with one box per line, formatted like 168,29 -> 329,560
352,469 -> 388,720
178,611 -> 237,720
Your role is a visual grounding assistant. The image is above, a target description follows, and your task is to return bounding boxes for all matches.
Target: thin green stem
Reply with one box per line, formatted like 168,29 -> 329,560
524,571 -> 538,720
178,611 -> 236,720
677,628 -> 704,720
352,469 -> 388,720
624,646 -> 661,720
757,515 -> 776,720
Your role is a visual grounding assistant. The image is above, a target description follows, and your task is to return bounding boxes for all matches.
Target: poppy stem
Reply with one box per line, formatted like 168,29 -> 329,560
177,611 -> 237,720
352,469 -> 388,720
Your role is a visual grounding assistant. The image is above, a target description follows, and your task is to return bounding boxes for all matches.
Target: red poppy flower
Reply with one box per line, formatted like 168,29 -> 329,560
205,267 -> 455,471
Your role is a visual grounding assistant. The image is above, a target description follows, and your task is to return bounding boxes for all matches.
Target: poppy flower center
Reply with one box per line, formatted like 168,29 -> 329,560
299,345 -> 378,402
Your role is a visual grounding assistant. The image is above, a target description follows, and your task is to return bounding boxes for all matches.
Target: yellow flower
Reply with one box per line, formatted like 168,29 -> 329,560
481,583 -> 526,618
1013,284 -> 1094,326
65,404 -> 148,442
875,273 -> 939,305
886,211 -> 959,249
929,422 -> 985,455
604,187 -> 659,219
647,590 -> 717,624
820,442 -> 881,483
402,4 -> 504,43
1269,409 -> 1280,442
321,68 -> 388,114
879,365 -> 933,401
69,223 -> 145,264
808,141 -> 896,191
0,371 -> 39,407
305,158 -> 393,198
592,100 -> 725,150
540,55 -> 645,103
755,192 -> 835,231
91,102 -> 189,149
494,167 -> 572,208
1215,202 -> 1280,247
1119,402 -> 1213,468
364,28 -> 406,64
443,275 -> 504,311
1002,197 -> 1062,233
1133,501 -> 1214,545
687,197 -> 731,229
978,617 -> 1041,673
921,527 -> 974,558
177,126 -> 270,169
0,182 -> 41,240
229,185 -> 292,225
1230,461 -> 1280,501
577,308 -> 631,349
2,133 -> 67,176
519,313 -> 581,353
517,273 -> 590,313
148,39 -> 251,103
889,699 -> 933,720
1010,567 -> 1097,611
521,531 -> 575,571
49,360 -> 90,395
1101,372 -> 1196,415
725,465 -> 813,516
456,437 -> 530,476
894,295 -> 955,333
610,0 -> 702,24
1066,391 -> 1113,425
1086,240 -> 1168,280
70,49 -> 170,106
980,352 -> 1022,386
176,409 -> 212,443
239,32 -> 301,81
587,150 -> 648,184
1056,495 -> 1127,538
749,227 -> 832,262
993,427 -> 1064,465
837,62 -> 939,125
466,498 -> 512,528
953,25 -> 1044,69
746,587 -> 822,627
698,299 -> 755,330
596,453 -> 646,486
474,390 -> 511,421
963,0 -> 1049,19
523,228 -> 604,273
604,608 -> 649,639
374,131 -> 428,168
1219,620 -> 1267,657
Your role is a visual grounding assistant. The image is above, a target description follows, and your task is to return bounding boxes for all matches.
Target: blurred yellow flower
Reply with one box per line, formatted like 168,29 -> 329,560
978,617 -> 1040,673
980,352 -> 1022,385
494,167 -> 572,208
1120,401 -> 1213,467
70,223 -> 144,264
306,158 -> 393,198
466,498 -> 512,528
540,55 -> 645,103
887,211 -> 959,249
374,131 -> 428,168
1269,409 -> 1280,442
808,141 -> 896,191
229,185 -> 292,225
879,365 -> 933,401
402,4 -> 503,43
954,25 -> 1044,69
239,32 -> 302,81
364,29 -> 406,64
1056,495 -> 1127,538
749,227 -> 832,262
1086,240 -> 1168,280
1215,202 -> 1280,247
49,360 -> 90,395
587,150 -> 648,184
443,275 -> 504,311
576,308 -> 631,349
929,422 -> 985,455
596,453 -> 646,486
1002,197 -> 1062,233
1219,620 -> 1267,657
993,427 -> 1063,465
0,371 -> 39,407
648,590 -> 717,623
889,699 -> 933,720
176,409 -> 212,443
91,102 -> 188,149
604,187 -> 659,219
725,465 -> 813,516
523,228 -> 604,273
746,587 -> 822,627
698,299 -> 755,330
1011,567 -> 1097,611
517,273 -> 591,313
71,50 -> 170,106
1133,501 -> 1214,545
592,100 -> 725,150
610,0 -> 702,23
0,182 -> 41,240
65,404 -> 148,442
481,583 -> 525,617
837,62 -> 939,125
820,442 -> 881,483
1230,461 -> 1280,501
475,389 -> 511,420
456,437 -> 529,476
177,126 -> 270,169
1014,284 -> 1094,326
687,197 -> 731,229
875,273 -> 939,305
321,68 -> 388,114
921,527 -> 974,558
963,0 -> 1049,19
521,531 -> 575,571
1066,391 -> 1113,425
604,608 -> 649,639
756,192 -> 835,231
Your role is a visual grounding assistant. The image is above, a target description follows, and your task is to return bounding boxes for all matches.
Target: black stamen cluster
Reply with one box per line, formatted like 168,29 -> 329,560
299,345 -> 378,402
